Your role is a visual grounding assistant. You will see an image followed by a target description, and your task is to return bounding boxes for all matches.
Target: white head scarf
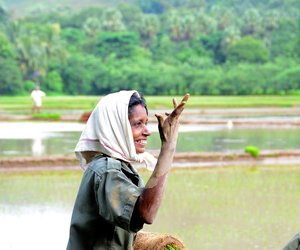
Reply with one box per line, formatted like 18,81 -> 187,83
75,90 -> 156,170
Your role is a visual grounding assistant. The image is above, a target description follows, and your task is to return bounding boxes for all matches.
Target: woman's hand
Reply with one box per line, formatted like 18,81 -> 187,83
155,94 -> 190,146
137,94 -> 190,224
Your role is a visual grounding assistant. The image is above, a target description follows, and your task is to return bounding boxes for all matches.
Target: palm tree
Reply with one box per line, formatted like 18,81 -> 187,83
13,21 -> 67,80
138,14 -> 160,46
165,10 -> 199,42
101,9 -> 125,32
83,17 -> 101,37
241,8 -> 263,37
210,6 -> 235,31
194,10 -> 217,35
263,10 -> 280,32
221,25 -> 241,53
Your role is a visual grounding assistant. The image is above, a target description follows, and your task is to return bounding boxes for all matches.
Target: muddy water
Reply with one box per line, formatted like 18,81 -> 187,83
0,121 -> 300,157
1,167 -> 300,250
1,118 -> 300,250
0,205 -> 70,250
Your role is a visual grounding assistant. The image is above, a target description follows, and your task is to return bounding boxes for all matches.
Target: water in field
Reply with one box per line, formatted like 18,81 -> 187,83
1,119 -> 300,250
1,169 -> 300,250
0,122 -> 300,157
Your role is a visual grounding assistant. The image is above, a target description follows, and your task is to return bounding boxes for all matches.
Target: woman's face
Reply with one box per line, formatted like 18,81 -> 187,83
129,104 -> 151,154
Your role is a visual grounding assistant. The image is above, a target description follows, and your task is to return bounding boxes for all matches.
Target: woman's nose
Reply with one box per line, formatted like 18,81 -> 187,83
143,125 -> 151,136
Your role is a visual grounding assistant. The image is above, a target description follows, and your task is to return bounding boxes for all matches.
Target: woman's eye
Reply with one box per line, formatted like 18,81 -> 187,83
132,120 -> 148,128
135,122 -> 142,127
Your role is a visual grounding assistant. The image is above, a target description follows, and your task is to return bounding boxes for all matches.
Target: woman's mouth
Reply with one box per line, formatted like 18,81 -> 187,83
135,139 -> 147,145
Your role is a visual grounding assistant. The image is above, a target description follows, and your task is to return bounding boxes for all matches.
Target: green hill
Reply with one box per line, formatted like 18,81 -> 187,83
4,0 -> 134,17
0,0 -> 299,96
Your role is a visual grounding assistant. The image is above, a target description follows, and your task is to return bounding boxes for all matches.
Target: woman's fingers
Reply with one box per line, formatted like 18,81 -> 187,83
172,98 -> 178,108
177,93 -> 190,109
171,93 -> 190,118
155,113 -> 164,126
156,94 -> 190,127
181,93 -> 190,103
177,93 -> 190,111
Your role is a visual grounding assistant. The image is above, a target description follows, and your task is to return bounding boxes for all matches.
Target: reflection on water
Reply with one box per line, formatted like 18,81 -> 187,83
0,169 -> 80,250
0,122 -> 85,157
0,122 -> 300,157
0,205 -> 70,250
32,136 -> 44,156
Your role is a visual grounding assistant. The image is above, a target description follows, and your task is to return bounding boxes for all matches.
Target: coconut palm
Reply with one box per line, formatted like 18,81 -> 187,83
210,5 -> 236,31
101,8 -> 125,32
165,10 -> 199,42
241,8 -> 264,37
138,14 -> 160,46
13,21 -> 67,80
83,17 -> 101,37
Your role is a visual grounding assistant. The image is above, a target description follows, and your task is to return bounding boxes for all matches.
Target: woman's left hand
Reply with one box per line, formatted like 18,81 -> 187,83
155,93 -> 190,146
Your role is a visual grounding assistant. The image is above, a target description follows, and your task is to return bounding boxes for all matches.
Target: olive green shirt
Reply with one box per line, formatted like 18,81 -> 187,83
283,233 -> 300,250
67,155 -> 144,250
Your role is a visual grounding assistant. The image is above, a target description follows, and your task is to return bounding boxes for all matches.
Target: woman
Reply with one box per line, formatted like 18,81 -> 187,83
67,90 -> 189,249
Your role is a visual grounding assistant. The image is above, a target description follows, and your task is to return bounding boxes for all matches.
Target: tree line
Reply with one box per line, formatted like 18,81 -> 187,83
0,0 -> 299,95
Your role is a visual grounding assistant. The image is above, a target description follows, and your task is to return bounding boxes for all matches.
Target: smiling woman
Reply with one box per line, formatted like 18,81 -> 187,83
128,94 -> 151,154
67,90 -> 189,249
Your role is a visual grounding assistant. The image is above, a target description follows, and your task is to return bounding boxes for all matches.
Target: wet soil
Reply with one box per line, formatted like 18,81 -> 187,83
1,150 -> 300,172
1,107 -> 300,125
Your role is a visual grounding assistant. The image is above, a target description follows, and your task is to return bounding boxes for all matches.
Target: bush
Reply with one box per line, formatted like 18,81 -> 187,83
0,58 -> 23,95
23,80 -> 36,92
43,71 -> 64,94
244,146 -> 260,157
32,113 -> 61,121
271,66 -> 300,93
227,36 -> 269,63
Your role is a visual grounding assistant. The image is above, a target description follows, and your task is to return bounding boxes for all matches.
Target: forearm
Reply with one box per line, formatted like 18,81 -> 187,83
137,142 -> 176,224
136,93 -> 189,224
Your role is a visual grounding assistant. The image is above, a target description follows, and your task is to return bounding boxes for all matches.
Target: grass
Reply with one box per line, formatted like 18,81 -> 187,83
0,166 -> 300,249
0,96 -> 100,112
0,95 -> 300,113
244,145 -> 260,157
31,112 -> 61,121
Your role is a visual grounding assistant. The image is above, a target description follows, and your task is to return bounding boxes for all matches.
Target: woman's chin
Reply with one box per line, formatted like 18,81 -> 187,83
136,148 -> 146,154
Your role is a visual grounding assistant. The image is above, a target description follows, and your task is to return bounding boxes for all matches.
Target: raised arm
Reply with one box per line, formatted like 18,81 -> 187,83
137,94 -> 190,224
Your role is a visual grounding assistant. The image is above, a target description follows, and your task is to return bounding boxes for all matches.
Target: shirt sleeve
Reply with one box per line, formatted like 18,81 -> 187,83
94,159 -> 144,232
130,197 -> 145,232
283,233 -> 300,250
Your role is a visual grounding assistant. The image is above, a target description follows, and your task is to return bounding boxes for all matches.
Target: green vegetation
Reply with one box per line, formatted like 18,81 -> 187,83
165,245 -> 181,250
0,95 -> 300,112
244,145 -> 260,157
0,0 -> 299,96
1,166 -> 300,249
31,112 -> 61,121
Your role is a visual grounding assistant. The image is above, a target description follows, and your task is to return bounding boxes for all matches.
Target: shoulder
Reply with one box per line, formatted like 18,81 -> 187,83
88,156 -> 123,176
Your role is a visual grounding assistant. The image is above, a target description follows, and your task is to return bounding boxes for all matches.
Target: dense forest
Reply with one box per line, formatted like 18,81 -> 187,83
0,0 -> 299,95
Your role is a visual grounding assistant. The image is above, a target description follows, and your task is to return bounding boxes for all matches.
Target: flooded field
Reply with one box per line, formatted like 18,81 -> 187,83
0,121 -> 300,157
0,110 -> 299,250
1,168 -> 300,250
